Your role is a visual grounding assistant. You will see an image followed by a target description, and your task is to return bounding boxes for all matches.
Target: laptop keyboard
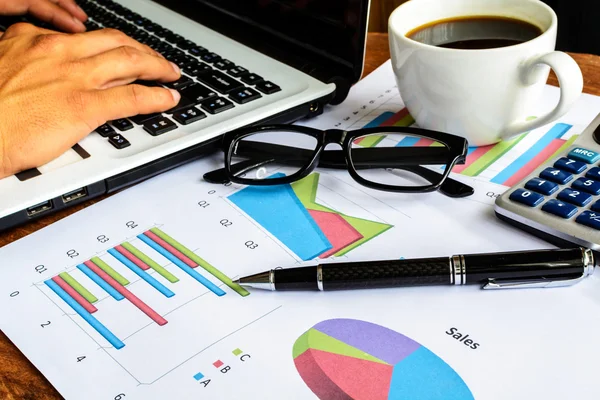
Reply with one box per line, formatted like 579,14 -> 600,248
0,0 -> 282,150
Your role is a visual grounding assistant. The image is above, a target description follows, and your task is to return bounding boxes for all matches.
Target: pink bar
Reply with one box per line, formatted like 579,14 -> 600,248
83,260 -> 167,326
452,145 -> 493,174
114,245 -> 150,270
413,138 -> 434,147
52,276 -> 98,314
381,108 -> 410,126
144,231 -> 198,268
308,210 -> 363,258
503,139 -> 565,187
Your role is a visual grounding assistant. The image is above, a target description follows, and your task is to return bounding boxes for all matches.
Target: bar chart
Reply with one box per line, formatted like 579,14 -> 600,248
359,108 -> 578,186
228,172 -> 393,260
44,227 -> 248,351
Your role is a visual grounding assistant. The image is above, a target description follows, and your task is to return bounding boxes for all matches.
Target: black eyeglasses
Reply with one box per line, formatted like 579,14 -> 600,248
203,124 -> 474,198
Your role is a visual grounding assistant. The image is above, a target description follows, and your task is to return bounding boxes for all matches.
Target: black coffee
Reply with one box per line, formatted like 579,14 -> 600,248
406,16 -> 543,49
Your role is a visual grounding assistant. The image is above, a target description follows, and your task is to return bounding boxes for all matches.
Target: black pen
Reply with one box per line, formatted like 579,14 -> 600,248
235,248 -> 596,291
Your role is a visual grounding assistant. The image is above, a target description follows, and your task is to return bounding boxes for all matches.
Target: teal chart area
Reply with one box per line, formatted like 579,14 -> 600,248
293,319 -> 473,400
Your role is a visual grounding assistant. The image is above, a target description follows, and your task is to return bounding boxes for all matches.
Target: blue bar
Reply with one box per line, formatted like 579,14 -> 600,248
228,173 -> 332,261
137,234 -> 226,296
194,372 -> 205,381
362,111 -> 395,128
107,248 -> 175,298
396,136 -> 421,147
491,123 -> 572,185
45,279 -> 125,349
77,264 -> 124,301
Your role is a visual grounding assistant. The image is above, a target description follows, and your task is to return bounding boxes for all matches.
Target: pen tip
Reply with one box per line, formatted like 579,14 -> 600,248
233,279 -> 241,284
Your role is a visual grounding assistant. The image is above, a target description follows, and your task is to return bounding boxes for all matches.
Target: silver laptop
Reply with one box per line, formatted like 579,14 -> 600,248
0,0 -> 370,231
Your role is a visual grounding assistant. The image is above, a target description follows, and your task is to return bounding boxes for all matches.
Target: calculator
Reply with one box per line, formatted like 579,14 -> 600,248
495,112 -> 600,254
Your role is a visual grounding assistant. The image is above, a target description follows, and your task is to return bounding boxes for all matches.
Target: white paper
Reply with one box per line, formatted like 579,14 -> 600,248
1,60 -> 600,399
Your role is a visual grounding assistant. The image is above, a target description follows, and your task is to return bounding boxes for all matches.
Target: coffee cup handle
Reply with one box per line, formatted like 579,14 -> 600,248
501,51 -> 583,139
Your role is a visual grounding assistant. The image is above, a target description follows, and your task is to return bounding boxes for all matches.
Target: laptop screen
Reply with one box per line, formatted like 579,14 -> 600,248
154,0 -> 369,85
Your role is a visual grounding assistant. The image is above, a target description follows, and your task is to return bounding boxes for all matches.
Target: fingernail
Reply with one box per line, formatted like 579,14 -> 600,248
170,62 -> 180,75
169,89 -> 181,103
74,16 -> 86,30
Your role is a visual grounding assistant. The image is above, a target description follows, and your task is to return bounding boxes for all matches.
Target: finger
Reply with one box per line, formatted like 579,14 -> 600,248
57,0 -> 88,22
1,22 -> 58,39
27,0 -> 86,32
82,46 -> 180,89
68,28 -> 163,58
87,84 -> 181,122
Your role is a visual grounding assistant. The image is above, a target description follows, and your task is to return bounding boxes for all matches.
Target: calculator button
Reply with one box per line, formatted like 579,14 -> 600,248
172,107 -> 206,125
95,123 -> 115,137
541,199 -> 578,219
586,167 -> 600,180
591,200 -> 600,212
509,189 -> 544,207
553,157 -> 587,174
524,178 -> 558,195
567,148 -> 600,164
557,188 -> 593,207
108,134 -> 130,149
572,178 -> 600,195
539,168 -> 573,185
143,116 -> 177,136
575,211 -> 600,230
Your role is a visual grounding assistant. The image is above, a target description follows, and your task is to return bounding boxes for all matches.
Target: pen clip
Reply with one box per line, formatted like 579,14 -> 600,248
483,273 -> 588,290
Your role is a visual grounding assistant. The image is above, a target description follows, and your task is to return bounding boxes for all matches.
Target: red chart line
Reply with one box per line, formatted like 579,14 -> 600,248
52,276 -> 98,314
381,108 -> 410,126
452,145 -> 493,174
144,231 -> 197,268
503,138 -> 566,187
114,245 -> 150,270
83,260 -> 168,326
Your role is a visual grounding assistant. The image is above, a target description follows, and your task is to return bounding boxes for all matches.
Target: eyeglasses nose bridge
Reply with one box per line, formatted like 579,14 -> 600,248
323,129 -> 347,146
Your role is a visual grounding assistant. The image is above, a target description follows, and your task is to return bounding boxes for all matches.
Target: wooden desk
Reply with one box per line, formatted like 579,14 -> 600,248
1,31 -> 600,399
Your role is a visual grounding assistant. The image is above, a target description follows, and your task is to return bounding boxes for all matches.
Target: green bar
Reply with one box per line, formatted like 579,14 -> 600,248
393,114 -> 415,127
90,257 -> 130,286
59,272 -> 98,303
150,228 -> 250,297
462,116 -> 536,177
461,133 -> 527,177
232,348 -> 243,356
121,242 -> 179,283
358,135 -> 386,148
549,134 -> 578,161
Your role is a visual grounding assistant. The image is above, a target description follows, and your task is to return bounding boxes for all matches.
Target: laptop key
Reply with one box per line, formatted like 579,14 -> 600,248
129,112 -> 161,125
96,123 -> 115,137
172,107 -> 207,125
165,75 -> 193,90
196,70 -> 244,94
177,40 -> 195,50
143,116 -> 178,136
180,83 -> 218,103
227,66 -> 248,78
200,52 -> 221,64
200,97 -> 235,114
229,87 -> 262,104
213,59 -> 234,70
112,118 -> 134,131
166,96 -> 195,114
256,80 -> 281,94
188,46 -> 208,57
184,62 -> 212,77
241,73 -> 263,85
108,134 -> 131,149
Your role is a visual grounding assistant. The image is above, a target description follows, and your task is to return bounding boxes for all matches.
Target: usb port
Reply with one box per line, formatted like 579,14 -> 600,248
26,200 -> 53,217
62,187 -> 88,204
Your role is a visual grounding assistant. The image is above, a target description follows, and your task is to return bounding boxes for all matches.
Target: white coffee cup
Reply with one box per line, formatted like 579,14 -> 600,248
388,0 -> 583,146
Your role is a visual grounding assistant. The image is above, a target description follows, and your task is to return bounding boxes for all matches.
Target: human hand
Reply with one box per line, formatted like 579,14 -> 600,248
0,0 -> 88,32
0,23 -> 181,178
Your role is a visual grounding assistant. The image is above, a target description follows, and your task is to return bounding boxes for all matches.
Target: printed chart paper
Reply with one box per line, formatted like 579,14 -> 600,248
1,61 -> 600,399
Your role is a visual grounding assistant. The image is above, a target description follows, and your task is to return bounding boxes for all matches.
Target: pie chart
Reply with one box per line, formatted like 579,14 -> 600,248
293,319 -> 473,400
